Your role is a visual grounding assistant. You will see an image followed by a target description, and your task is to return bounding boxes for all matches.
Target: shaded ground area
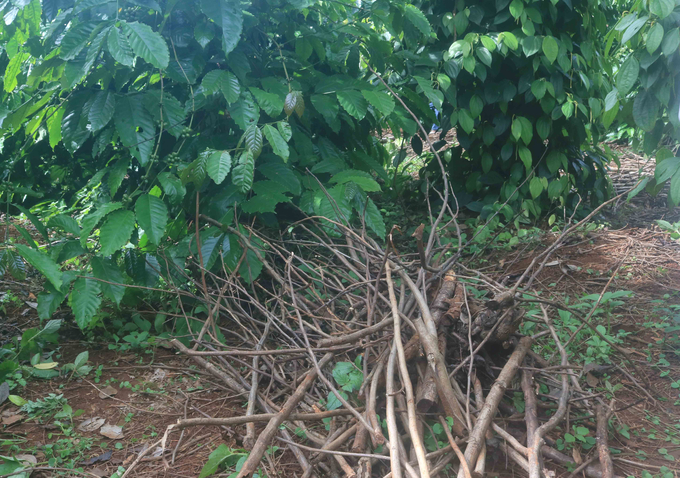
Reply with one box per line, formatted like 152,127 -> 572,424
2,150 -> 680,477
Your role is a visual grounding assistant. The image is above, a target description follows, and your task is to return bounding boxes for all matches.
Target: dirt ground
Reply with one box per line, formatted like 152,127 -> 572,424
2,149 -> 680,477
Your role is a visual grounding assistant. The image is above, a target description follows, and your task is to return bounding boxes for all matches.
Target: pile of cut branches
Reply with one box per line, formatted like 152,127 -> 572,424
119,183 -> 639,478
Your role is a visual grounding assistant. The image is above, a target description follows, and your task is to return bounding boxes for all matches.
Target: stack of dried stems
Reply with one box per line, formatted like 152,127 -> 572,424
126,179 -> 639,478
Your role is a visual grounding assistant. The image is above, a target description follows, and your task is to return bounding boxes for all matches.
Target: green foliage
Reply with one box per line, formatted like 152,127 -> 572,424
602,1 -> 680,203
0,0 -> 631,334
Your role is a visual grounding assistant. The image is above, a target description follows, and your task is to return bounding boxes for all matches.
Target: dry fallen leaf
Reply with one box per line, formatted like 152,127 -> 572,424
15,454 -> 37,466
2,414 -> 24,426
78,417 -> 106,432
100,424 -> 124,440
98,385 -> 118,399
586,372 -> 599,388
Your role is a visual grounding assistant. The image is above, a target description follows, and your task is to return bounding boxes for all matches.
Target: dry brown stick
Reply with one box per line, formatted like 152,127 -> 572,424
522,370 -> 539,444
438,416 -> 472,478
456,336 -> 533,478
386,262 -> 431,478
275,437 -> 390,460
245,319 -> 271,450
527,305 -> 570,478
367,361 -> 386,446
386,342 -> 402,478
174,409 -> 363,429
596,404 -> 614,478
568,455 -> 600,478
235,353 -> 333,478
317,316 -> 393,348
395,266 -> 467,436
492,423 -> 528,455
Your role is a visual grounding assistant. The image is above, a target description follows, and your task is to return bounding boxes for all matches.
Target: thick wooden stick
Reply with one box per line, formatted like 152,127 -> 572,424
396,267 -> 467,436
387,262 -> 430,478
457,336 -> 533,478
596,404 -> 614,478
175,408 -> 363,428
236,353 -> 333,478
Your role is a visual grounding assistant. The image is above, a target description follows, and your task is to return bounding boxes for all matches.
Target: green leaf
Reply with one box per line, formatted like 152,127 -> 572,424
469,95 -> 484,118
511,117 -> 522,141
509,0 -> 523,19
38,286 -> 65,320
476,46 -> 492,67
108,157 -> 129,196
521,36 -> 541,56
536,117 -> 550,140
415,76 -> 443,110
16,245 -> 62,289
194,21 -> 215,48
277,122 -> 292,142
542,36 -> 559,64
262,125 -> 289,161
121,21 -> 169,69
114,95 -> 155,166
311,94 -> 339,126
228,92 -> 260,131
529,177 -> 543,199
500,31 -> 518,50
458,109 -> 474,134
47,215 -> 81,236
662,28 -> 680,57
646,23 -> 664,54
157,172 -> 186,203
622,17 -> 648,45
616,56 -> 639,96
519,146 -> 532,171
180,154 -> 208,187
2,249 -> 25,281
199,444 -> 233,478
244,124 -> 263,158
70,277 -> 101,330
633,90 -> 659,132
403,4 -> 431,37
99,210 -> 136,256
135,195 -> 168,246
250,87 -> 284,117
200,0 -> 243,55
361,90 -> 395,117
531,80 -> 546,100
106,26 -> 134,66
215,72 -> 240,104
650,0 -> 674,19
46,106 -> 64,149
60,22 -> 98,60
337,90 -> 368,120
232,150 -> 255,193
91,256 -> 126,305
330,170 -> 381,192
481,36 -> 496,51
88,90 -> 116,132
80,202 -> 124,247
206,150 -> 232,184
4,52 -> 30,92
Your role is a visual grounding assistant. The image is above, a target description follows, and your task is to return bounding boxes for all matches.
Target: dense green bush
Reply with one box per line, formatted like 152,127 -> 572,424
601,0 -> 680,203
0,0 -> 629,349
410,0 -> 617,219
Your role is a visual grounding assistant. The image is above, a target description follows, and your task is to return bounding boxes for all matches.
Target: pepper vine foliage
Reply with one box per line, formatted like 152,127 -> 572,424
0,0 -> 618,340
602,0 -> 680,204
